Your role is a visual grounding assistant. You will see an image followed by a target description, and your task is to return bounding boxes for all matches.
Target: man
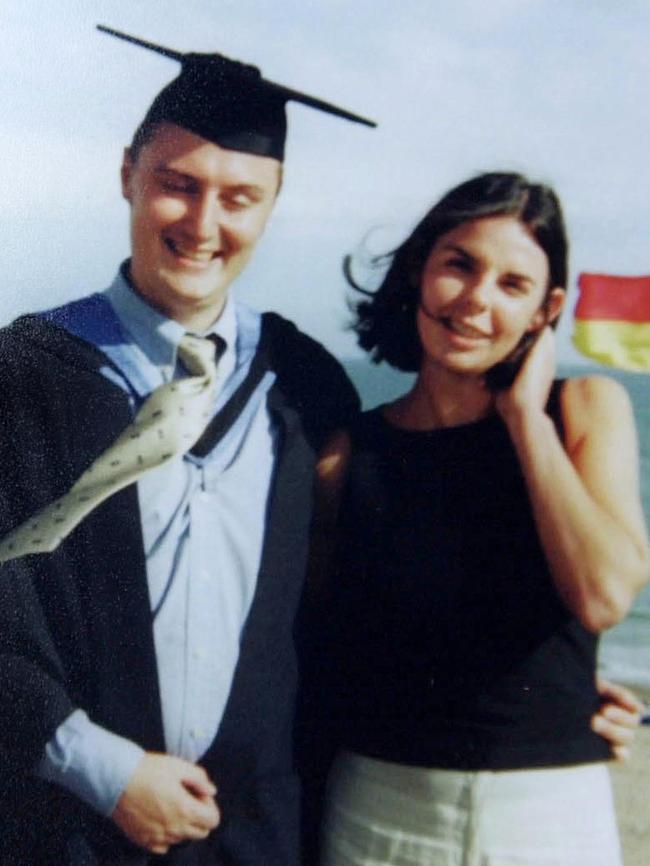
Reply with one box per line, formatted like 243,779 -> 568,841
0,26 -> 640,866
0,27 -> 368,866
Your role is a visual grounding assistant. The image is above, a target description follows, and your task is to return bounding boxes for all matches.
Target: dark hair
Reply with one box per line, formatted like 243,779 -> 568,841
126,117 -> 284,193
128,117 -> 164,163
349,171 -> 568,371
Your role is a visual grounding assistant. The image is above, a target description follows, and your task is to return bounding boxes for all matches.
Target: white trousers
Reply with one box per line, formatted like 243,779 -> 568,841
321,751 -> 623,866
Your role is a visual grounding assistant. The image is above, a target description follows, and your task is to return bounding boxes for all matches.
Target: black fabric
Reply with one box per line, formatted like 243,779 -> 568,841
143,58 -> 289,161
318,381 -> 611,772
190,335 -> 267,458
0,310 -> 359,866
98,26 -> 375,162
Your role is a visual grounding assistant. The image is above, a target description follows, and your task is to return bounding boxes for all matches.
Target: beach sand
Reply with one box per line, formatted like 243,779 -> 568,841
610,691 -> 650,866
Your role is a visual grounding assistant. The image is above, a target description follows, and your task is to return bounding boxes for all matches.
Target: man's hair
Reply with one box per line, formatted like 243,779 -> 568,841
348,171 -> 568,371
126,118 -> 284,193
128,116 -> 163,163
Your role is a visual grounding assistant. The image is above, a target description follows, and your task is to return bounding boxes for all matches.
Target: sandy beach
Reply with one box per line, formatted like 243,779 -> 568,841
610,688 -> 650,866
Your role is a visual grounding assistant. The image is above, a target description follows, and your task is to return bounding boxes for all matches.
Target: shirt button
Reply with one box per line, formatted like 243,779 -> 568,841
192,647 -> 206,660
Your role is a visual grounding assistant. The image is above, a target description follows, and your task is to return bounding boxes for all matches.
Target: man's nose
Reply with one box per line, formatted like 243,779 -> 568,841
185,194 -> 222,242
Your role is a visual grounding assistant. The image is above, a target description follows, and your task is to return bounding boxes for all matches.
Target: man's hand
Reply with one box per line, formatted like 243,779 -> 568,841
112,752 -> 220,855
592,678 -> 644,761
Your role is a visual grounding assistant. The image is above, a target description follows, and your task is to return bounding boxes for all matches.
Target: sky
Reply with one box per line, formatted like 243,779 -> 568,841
2,0 -> 650,362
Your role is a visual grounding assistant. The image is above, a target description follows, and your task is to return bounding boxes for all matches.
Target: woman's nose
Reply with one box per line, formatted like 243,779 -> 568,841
462,274 -> 491,310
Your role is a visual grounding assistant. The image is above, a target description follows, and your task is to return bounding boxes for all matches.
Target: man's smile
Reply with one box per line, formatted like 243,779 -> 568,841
163,238 -> 224,266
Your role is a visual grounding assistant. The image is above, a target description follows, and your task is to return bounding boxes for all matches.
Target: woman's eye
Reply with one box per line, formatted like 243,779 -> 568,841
446,257 -> 471,271
502,279 -> 527,294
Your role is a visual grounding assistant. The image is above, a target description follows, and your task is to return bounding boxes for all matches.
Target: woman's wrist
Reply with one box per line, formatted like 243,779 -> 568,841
500,401 -> 554,446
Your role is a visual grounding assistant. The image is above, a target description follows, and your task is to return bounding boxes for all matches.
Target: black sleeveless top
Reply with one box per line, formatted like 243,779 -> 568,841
324,382 -> 610,770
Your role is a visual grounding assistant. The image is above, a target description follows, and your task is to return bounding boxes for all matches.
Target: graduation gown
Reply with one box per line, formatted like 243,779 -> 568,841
0,311 -> 359,866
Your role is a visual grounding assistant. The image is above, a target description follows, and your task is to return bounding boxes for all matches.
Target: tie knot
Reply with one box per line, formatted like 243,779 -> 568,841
178,333 -> 223,376
206,332 -> 227,361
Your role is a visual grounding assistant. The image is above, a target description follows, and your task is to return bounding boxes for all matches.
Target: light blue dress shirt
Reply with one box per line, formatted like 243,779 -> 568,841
37,269 -> 277,815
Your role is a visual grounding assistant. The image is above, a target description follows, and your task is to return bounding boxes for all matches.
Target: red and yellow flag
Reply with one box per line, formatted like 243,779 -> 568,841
573,273 -> 650,371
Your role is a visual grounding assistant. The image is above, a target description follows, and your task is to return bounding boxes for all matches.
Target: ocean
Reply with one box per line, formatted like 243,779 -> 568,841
342,359 -> 650,687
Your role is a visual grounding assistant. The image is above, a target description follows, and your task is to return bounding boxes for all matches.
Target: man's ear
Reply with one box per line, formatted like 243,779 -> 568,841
121,148 -> 134,202
527,287 -> 566,332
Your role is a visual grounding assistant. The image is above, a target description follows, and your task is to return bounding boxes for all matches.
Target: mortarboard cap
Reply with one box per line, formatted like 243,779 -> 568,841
98,25 -> 376,162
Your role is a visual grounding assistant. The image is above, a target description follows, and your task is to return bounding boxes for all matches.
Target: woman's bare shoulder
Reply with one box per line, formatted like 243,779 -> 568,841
560,374 -> 635,449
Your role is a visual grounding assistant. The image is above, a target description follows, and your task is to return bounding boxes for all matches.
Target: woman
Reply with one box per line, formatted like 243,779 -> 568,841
311,172 -> 649,865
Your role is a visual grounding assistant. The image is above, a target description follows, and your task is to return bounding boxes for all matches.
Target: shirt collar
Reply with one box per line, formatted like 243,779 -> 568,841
205,290 -> 236,353
104,266 -> 184,374
104,262 -> 236,380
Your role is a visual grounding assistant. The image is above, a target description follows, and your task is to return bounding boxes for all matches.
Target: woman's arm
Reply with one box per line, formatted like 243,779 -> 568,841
496,328 -> 650,632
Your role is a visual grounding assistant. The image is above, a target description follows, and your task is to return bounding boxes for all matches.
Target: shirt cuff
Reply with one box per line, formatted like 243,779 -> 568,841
35,708 -> 145,816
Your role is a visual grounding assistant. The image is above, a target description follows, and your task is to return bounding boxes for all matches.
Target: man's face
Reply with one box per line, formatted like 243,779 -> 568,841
121,122 -> 281,327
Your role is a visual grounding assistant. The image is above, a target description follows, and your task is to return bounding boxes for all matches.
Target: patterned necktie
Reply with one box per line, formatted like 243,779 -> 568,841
0,334 -> 220,564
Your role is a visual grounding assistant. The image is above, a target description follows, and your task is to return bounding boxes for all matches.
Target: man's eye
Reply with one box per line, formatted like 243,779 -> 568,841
224,193 -> 254,210
161,180 -> 193,194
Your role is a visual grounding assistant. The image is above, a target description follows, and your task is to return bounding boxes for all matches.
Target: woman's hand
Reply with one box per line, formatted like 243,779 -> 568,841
495,326 -> 556,420
592,678 -> 644,761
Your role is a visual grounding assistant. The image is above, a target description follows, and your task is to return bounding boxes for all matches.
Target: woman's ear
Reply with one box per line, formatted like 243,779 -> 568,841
544,287 -> 566,325
527,287 -> 566,332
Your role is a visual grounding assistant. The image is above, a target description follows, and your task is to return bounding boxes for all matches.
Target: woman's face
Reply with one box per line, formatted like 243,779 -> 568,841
417,215 -> 563,377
